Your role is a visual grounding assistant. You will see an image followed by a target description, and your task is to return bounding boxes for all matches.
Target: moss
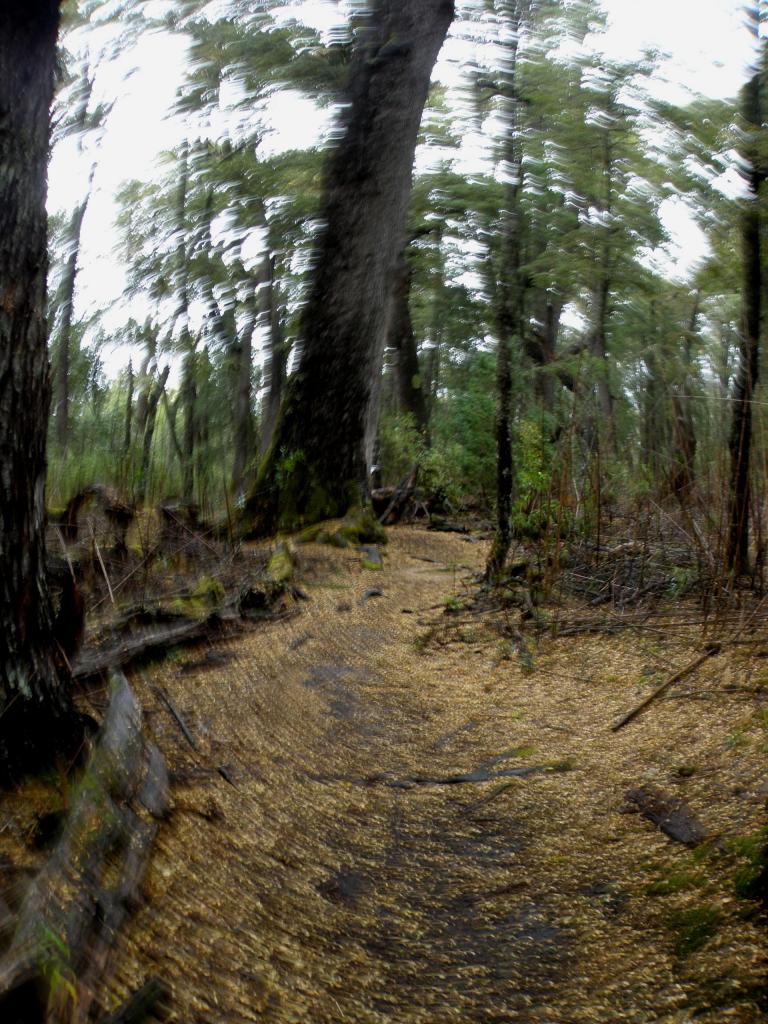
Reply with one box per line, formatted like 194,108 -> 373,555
267,543 -> 295,583
666,904 -> 722,957
730,828 -> 768,903
361,559 -> 382,571
338,510 -> 387,546
192,576 -> 225,605
296,523 -> 326,544
645,870 -> 702,897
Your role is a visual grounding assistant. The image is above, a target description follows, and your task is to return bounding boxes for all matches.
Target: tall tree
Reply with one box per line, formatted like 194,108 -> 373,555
245,0 -> 455,534
485,0 -> 527,579
727,62 -> 765,573
0,0 -> 82,778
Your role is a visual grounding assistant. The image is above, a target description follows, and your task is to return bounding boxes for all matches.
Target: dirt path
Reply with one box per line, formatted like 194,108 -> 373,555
99,528 -> 767,1023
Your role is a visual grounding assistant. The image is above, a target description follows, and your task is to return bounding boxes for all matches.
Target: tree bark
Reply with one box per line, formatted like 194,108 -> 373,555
589,274 -> 615,452
122,358 -> 134,459
257,254 -> 287,463
486,0 -> 525,581
245,0 -> 454,535
174,142 -> 197,504
0,0 -> 84,779
670,294 -> 699,499
52,165 -> 96,454
136,366 -> 170,506
389,250 -> 430,437
727,73 -> 763,574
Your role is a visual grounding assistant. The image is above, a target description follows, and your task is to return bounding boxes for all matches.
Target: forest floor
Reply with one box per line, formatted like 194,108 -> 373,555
77,524 -> 767,1024
2,524 -> 767,1022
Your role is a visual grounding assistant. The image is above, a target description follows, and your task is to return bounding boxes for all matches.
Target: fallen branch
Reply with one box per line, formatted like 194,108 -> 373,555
377,466 -> 418,525
611,643 -> 721,732
153,686 -> 197,751
73,613 -> 236,681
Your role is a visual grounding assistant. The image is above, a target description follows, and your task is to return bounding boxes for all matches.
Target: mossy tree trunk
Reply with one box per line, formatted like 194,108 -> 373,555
244,0 -> 454,535
0,0 -> 84,779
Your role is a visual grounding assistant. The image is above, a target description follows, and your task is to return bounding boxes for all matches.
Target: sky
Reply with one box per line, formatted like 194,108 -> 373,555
47,0 -> 759,374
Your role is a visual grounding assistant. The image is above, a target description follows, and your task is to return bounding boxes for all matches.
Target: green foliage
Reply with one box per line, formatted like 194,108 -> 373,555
729,828 -> 768,902
275,448 -> 306,486
666,905 -> 722,957
510,419 -> 571,540
38,925 -> 77,1017
645,870 -> 702,897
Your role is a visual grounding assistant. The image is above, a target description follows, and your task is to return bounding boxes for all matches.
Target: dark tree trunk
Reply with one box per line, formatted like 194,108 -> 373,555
136,366 -> 170,506
589,274 -> 615,453
245,0 -> 454,535
51,69 -> 95,453
52,165 -> 95,452
180,349 -> 196,503
0,0 -> 84,779
670,294 -> 700,500
174,142 -> 197,504
258,254 -> 288,462
232,308 -> 255,502
486,0 -> 524,581
123,359 -> 134,459
727,73 -> 763,574
642,351 -> 666,478
524,294 -> 566,414
389,250 -> 430,437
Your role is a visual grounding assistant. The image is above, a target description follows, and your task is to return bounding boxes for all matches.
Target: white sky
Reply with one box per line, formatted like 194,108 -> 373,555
48,0 -> 758,374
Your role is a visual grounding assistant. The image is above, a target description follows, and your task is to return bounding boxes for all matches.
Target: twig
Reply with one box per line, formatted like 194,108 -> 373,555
91,524 -> 116,607
163,506 -> 219,556
611,643 -> 721,732
152,685 -> 198,751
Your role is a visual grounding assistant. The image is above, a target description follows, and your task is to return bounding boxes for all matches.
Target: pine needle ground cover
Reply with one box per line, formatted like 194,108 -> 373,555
75,528 -> 768,1021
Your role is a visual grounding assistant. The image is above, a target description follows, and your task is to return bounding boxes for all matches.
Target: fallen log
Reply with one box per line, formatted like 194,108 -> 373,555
625,785 -> 708,847
0,672 -> 169,1024
427,516 -> 469,534
377,466 -> 418,526
73,612 -> 236,681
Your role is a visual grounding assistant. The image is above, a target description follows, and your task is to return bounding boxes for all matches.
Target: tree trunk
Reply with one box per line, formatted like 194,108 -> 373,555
486,0 -> 524,581
245,0 -> 454,535
727,72 -> 763,574
137,366 -> 170,506
257,254 -> 288,462
389,250 -> 430,437
180,349 -> 196,503
0,0 -> 84,779
174,141 -> 197,505
670,294 -> 700,500
589,274 -> 615,453
232,304 -> 255,502
52,166 -> 95,452
123,359 -> 134,459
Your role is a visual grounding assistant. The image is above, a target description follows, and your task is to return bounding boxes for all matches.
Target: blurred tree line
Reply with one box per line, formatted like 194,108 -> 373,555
47,0 -> 768,577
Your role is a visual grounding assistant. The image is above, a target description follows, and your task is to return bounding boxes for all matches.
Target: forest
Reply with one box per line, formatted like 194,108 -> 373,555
0,0 -> 767,1021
